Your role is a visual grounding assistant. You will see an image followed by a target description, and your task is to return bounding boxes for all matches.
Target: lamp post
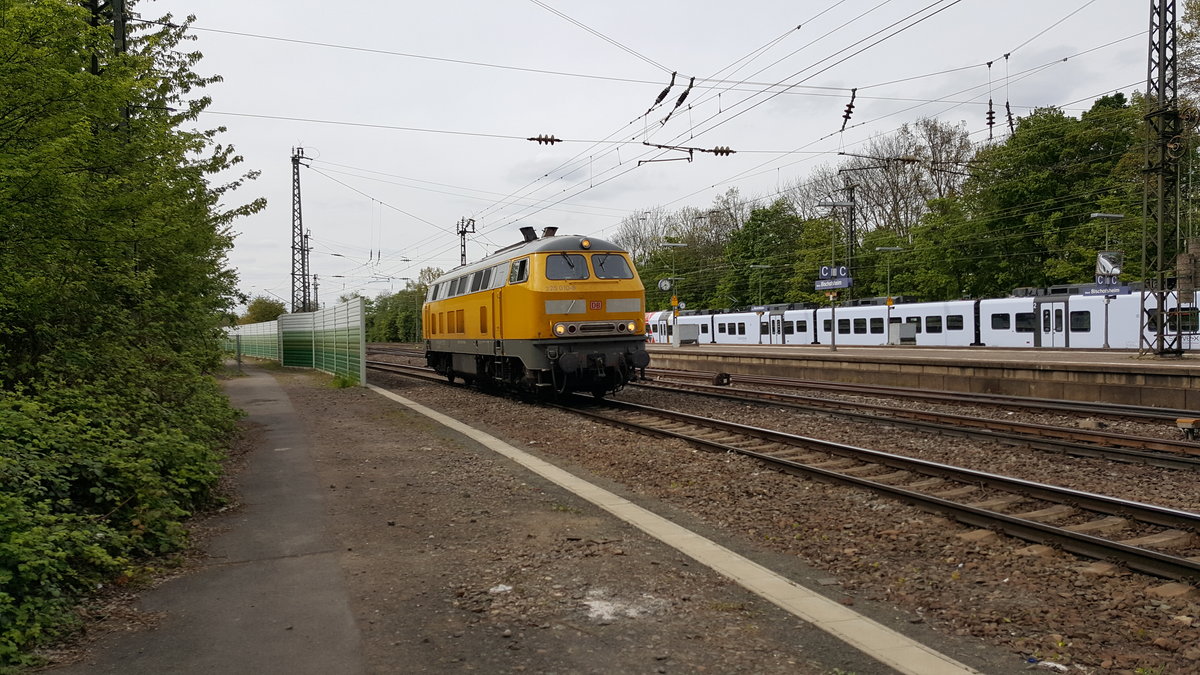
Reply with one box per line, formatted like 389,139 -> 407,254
660,242 -> 688,347
1089,213 -> 1125,349
749,264 -> 772,305
874,246 -> 905,345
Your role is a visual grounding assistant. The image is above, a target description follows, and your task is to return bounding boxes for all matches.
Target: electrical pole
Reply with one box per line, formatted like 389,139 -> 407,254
291,147 -> 308,313
302,229 -> 313,312
457,217 -> 476,266
312,274 -> 319,311
1141,0 -> 1184,355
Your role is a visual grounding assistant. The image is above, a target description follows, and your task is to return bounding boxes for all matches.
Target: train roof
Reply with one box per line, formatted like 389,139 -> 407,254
436,231 -> 626,281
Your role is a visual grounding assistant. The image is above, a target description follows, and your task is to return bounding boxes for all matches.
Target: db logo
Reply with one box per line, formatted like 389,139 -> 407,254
589,300 -> 602,311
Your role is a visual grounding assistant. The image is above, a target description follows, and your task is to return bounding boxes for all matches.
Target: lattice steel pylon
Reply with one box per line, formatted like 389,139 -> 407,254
291,147 -> 310,313
1141,0 -> 1185,355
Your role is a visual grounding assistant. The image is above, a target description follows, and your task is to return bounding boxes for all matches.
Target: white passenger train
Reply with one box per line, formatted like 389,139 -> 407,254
646,293 -> 1199,350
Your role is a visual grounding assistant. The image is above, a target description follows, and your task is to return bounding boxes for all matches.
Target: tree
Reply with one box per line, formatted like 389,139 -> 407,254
240,296 -> 286,324
0,1 -> 263,662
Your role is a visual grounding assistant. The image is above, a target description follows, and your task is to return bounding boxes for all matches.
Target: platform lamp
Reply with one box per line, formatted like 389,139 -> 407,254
660,242 -> 688,347
1089,213 -> 1125,349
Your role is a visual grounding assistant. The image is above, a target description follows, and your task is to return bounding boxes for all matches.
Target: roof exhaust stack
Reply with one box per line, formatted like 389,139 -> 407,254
541,226 -> 558,238
519,226 -> 537,242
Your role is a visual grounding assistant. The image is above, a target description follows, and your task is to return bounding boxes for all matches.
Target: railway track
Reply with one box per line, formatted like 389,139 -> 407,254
366,358 -> 1200,580
632,380 -> 1200,471
560,397 -> 1200,582
646,367 -> 1197,424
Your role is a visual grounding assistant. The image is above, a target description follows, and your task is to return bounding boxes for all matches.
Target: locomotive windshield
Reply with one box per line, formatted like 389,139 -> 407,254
546,253 -> 589,280
591,253 -> 634,279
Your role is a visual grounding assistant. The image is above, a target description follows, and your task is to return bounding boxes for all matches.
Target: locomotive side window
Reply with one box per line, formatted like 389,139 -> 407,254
456,309 -> 464,333
1015,312 -> 1035,332
870,317 -> 884,334
947,315 -> 964,331
1069,311 -> 1091,332
926,316 -> 943,333
546,253 -> 589,280
471,269 -> 490,292
479,306 -> 488,333
591,253 -> 634,279
509,258 -> 529,284
991,313 -> 1011,330
491,263 -> 510,289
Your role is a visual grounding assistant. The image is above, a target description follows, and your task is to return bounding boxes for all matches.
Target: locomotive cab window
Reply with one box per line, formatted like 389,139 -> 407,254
546,253 -> 589,280
591,253 -> 634,279
509,258 -> 529,284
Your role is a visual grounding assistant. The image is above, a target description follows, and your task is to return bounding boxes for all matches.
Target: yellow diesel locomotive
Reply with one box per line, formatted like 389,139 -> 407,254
424,226 -> 651,396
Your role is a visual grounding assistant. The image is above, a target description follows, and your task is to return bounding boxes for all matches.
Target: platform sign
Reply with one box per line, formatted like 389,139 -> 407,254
1082,284 -> 1130,297
815,277 -> 853,290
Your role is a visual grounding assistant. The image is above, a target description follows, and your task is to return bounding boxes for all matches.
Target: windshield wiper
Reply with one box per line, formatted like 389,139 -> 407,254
559,251 -> 575,268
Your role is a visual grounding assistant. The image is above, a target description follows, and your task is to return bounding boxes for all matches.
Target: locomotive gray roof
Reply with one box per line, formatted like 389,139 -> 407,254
436,234 -> 626,281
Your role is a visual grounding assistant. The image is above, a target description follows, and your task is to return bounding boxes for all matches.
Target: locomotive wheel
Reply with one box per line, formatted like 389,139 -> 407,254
591,386 -> 607,399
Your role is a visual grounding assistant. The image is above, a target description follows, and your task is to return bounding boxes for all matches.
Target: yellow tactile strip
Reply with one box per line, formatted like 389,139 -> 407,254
369,385 -> 981,675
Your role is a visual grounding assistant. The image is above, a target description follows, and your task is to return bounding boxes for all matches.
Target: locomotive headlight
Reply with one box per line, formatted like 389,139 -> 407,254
580,238 -> 591,249
554,322 -> 567,336
616,323 -> 626,332
627,321 -> 637,332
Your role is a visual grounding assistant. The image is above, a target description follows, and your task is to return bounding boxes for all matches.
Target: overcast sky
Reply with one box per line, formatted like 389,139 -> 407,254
142,0 -> 1147,309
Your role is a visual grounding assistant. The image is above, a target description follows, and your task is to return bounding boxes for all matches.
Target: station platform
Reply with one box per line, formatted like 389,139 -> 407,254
647,344 -> 1200,411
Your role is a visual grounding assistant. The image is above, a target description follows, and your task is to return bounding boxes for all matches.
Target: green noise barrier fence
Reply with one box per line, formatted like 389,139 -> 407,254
225,297 -> 366,384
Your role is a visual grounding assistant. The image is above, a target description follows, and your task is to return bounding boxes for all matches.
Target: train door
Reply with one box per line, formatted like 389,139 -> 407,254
769,312 -> 785,345
657,316 -> 671,344
1035,299 -> 1068,347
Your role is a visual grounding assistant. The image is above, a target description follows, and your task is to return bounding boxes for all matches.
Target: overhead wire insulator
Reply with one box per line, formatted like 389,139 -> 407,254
710,146 -> 735,156
1006,100 -> 1015,134
986,99 -> 996,140
527,134 -> 562,145
840,88 -> 857,132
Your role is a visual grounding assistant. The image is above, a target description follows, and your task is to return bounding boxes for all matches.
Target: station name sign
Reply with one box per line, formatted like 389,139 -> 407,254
814,277 -> 853,290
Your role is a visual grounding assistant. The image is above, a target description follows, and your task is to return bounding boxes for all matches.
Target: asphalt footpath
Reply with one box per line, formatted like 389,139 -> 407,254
52,365 -> 366,675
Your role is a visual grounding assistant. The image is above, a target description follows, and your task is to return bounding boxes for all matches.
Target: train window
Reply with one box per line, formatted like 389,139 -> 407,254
456,309 -> 464,333
853,318 -> 866,334
491,263 -> 510,289
470,270 -> 488,293
1015,312 -> 1035,332
796,320 -> 807,332
667,324 -> 673,336
926,316 -> 942,333
838,318 -> 850,334
700,325 -> 709,334
947,315 -> 964,330
718,323 -> 726,334
737,323 -> 746,335
991,313 -> 1011,330
591,253 -> 634,279
760,322 -> 768,335
1054,308 -> 1063,332
1069,311 -> 1091,332
905,316 -> 922,334
822,319 -> 832,333
546,253 -> 589,280
479,306 -> 488,333
870,317 -> 884,334
1177,307 -> 1199,332
783,322 -> 794,335
509,258 -> 529,284
1041,309 -> 1051,333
